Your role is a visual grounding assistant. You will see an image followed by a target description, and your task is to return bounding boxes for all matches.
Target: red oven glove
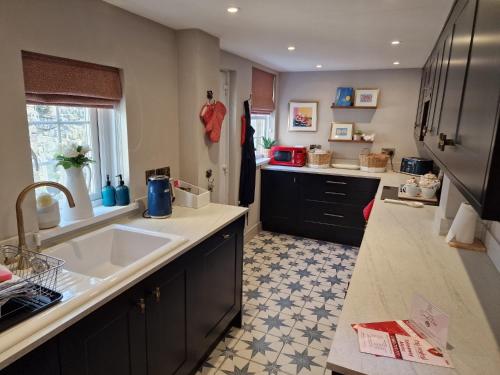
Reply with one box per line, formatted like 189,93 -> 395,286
200,103 -> 214,133
208,101 -> 226,143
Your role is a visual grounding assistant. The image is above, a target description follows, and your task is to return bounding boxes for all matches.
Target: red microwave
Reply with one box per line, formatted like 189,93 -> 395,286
269,146 -> 307,167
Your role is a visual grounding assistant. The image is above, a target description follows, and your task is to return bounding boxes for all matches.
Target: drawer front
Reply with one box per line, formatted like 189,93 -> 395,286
299,222 -> 364,247
303,201 -> 366,228
304,190 -> 375,206
301,173 -> 380,193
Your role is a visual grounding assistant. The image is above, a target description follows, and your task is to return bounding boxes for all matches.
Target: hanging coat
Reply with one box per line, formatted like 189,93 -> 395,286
239,100 -> 256,207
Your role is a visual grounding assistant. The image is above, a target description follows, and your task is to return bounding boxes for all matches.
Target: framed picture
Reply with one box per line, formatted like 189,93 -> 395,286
335,87 -> 354,107
330,122 -> 353,140
288,101 -> 318,132
354,89 -> 379,107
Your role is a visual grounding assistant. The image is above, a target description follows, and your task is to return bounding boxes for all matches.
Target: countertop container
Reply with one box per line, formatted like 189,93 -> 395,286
173,180 -> 210,209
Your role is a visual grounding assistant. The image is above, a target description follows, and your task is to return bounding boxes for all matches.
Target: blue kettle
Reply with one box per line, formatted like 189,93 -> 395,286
145,175 -> 173,218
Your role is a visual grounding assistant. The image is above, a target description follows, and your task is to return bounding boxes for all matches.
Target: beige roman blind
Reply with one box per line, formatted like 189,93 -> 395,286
22,51 -> 122,108
251,67 -> 275,114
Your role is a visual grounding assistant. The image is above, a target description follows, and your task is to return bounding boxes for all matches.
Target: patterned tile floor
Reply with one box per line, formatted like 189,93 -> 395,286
196,231 -> 359,375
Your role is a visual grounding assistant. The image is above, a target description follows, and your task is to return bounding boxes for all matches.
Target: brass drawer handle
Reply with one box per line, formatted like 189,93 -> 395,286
136,298 -> 146,314
326,181 -> 347,185
325,192 -> 347,196
324,213 -> 344,218
153,287 -> 161,303
222,234 -> 231,239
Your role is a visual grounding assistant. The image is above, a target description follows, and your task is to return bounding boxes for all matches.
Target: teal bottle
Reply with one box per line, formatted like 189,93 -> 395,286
115,174 -> 130,206
101,175 -> 116,207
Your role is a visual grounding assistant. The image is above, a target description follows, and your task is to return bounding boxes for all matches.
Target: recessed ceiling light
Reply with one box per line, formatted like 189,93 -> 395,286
393,61 -> 400,65
316,64 -> 323,68
391,40 -> 401,45
227,7 -> 239,13
288,46 -> 296,51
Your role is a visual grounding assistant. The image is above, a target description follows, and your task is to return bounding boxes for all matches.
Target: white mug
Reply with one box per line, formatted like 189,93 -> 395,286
421,186 -> 437,199
403,183 -> 420,197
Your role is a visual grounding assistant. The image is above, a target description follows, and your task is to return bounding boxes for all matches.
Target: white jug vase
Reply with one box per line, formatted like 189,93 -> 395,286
61,166 -> 94,221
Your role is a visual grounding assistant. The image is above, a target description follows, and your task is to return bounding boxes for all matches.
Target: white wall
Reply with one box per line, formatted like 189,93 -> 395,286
0,0 -> 179,239
177,29 -> 221,192
277,69 -> 421,164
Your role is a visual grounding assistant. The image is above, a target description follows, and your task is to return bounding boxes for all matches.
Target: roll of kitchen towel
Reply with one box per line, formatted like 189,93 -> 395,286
445,202 -> 477,244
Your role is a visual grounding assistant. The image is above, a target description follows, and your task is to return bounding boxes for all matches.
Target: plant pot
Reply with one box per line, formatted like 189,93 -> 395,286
61,167 -> 94,221
266,148 -> 273,158
353,134 -> 362,141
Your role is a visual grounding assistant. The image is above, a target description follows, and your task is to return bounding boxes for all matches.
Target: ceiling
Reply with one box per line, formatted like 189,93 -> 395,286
104,0 -> 455,72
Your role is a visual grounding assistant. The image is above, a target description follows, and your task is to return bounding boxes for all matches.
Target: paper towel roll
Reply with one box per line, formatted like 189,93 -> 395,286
445,202 -> 477,244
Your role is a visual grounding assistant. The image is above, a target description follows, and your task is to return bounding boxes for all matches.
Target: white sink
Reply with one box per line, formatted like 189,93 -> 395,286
44,224 -> 185,279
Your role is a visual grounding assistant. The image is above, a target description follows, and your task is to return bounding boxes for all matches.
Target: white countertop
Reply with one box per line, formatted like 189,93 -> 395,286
0,203 -> 247,369
262,165 -> 500,374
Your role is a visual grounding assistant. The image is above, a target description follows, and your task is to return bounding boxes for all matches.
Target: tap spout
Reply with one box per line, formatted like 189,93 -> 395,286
16,181 -> 75,251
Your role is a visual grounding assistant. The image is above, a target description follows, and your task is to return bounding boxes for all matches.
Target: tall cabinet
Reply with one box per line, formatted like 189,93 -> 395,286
414,0 -> 500,220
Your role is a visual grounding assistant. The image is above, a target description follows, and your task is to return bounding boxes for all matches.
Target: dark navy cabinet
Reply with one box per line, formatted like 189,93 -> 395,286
0,216 -> 245,375
261,170 -> 379,246
415,0 -> 500,220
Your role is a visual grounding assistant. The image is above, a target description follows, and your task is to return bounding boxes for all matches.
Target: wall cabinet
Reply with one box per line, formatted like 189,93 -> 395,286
261,170 -> 379,246
415,0 -> 500,220
1,217 -> 244,375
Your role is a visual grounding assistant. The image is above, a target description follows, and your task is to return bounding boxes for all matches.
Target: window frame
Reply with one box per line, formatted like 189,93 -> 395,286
251,112 -> 275,158
27,104 -> 120,204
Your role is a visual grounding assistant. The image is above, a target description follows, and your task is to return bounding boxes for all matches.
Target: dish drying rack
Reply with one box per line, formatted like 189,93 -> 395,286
0,245 -> 64,332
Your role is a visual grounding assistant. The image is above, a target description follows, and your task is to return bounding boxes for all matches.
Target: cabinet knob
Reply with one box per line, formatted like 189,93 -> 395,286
153,287 -> 161,303
438,133 -> 455,151
136,298 -> 146,314
222,234 -> 231,240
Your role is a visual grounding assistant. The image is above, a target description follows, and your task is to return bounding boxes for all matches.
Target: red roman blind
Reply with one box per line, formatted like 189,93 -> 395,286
251,67 -> 275,114
22,51 -> 122,108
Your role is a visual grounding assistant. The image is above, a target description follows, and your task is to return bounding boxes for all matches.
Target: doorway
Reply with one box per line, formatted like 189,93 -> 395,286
216,70 -> 230,204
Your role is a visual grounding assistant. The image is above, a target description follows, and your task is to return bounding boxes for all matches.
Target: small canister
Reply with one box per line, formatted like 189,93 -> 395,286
147,175 -> 172,218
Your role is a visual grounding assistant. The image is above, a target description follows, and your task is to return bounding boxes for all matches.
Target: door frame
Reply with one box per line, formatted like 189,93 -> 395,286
218,70 -> 230,204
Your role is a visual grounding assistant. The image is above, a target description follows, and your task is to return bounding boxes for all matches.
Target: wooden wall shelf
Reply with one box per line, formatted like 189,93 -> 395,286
331,104 -> 377,109
328,139 -> 374,144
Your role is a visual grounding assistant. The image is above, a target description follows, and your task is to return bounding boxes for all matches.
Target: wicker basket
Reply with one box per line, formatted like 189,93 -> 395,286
359,153 -> 389,172
307,151 -> 332,168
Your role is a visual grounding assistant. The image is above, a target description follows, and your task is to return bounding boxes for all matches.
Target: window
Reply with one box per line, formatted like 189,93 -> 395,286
27,104 -> 121,203
251,113 -> 275,158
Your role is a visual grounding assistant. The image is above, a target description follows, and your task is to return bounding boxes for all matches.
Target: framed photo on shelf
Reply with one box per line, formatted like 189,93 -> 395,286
288,101 -> 318,132
354,89 -> 379,107
335,87 -> 354,107
330,122 -> 353,140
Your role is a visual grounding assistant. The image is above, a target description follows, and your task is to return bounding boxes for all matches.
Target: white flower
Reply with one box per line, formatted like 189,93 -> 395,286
62,144 -> 79,158
79,145 -> 91,155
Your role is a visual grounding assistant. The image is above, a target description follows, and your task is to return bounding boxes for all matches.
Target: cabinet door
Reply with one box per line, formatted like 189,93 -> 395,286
59,287 -> 147,375
446,0 -> 500,208
261,170 -> 300,234
429,31 -> 453,137
432,0 -> 477,160
0,339 -> 60,375
189,220 -> 243,360
145,262 -> 189,375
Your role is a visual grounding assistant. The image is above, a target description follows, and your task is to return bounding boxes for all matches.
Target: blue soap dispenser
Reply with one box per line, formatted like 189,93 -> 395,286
102,175 -> 116,207
115,174 -> 130,206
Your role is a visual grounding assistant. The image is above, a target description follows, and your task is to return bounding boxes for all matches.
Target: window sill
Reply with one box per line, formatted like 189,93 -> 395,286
37,202 -> 140,243
256,157 -> 271,167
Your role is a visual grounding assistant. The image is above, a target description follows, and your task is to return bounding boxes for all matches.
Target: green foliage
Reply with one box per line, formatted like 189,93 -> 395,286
261,137 -> 277,149
54,144 -> 94,169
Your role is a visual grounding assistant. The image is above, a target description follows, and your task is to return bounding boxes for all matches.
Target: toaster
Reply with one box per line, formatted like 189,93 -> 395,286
400,157 -> 433,176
